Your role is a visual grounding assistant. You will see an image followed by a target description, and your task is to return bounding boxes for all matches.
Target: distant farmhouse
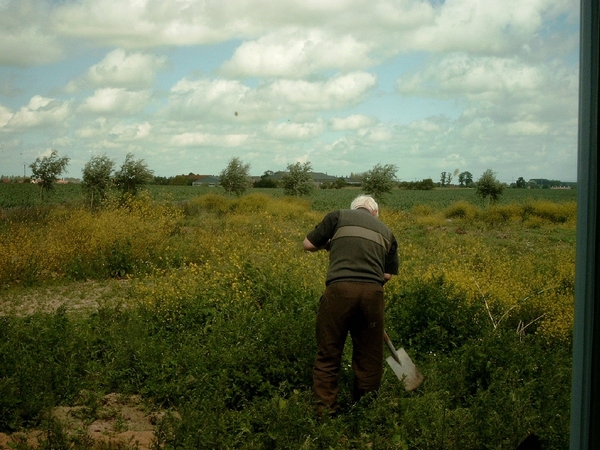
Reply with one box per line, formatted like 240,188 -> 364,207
263,171 -> 359,187
192,175 -> 221,187
189,171 -> 359,188
528,179 -> 577,189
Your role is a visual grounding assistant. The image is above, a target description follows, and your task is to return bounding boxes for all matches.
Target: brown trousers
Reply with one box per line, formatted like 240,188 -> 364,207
313,281 -> 385,412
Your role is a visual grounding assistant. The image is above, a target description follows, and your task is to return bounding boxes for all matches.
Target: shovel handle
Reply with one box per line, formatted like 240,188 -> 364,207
384,331 -> 403,366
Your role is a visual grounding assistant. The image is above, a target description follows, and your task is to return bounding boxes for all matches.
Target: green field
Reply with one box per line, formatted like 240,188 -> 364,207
0,182 -> 578,209
0,188 -> 575,449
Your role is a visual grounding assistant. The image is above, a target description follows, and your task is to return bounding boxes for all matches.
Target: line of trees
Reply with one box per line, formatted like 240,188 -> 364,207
219,159 -> 316,197
24,149 -> 560,207
218,160 -> 507,205
83,153 -> 154,207
26,150 -> 154,207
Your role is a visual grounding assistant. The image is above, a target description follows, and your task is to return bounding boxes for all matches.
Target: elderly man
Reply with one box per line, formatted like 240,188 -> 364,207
303,195 -> 399,415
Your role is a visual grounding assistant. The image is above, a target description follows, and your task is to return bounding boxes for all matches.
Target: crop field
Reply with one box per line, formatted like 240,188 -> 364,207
0,182 -> 577,209
0,187 -> 576,449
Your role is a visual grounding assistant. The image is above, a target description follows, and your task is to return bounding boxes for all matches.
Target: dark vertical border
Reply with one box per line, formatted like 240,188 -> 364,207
571,1 -> 600,448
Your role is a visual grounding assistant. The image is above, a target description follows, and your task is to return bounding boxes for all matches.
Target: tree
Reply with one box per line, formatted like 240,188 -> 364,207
82,154 -> 115,208
440,171 -> 447,187
281,161 -> 314,196
29,150 -> 70,200
332,178 -> 346,189
253,171 -> 278,188
446,172 -> 453,185
113,153 -> 154,195
516,177 -> 526,188
417,178 -> 435,190
169,175 -> 193,186
220,157 -> 251,196
361,163 -> 397,201
458,171 -> 474,187
475,169 -> 505,204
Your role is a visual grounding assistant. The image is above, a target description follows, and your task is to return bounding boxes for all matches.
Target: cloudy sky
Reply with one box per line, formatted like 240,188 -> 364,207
0,0 -> 580,183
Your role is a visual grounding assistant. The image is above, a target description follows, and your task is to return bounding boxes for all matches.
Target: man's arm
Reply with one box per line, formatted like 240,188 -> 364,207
383,273 -> 392,284
303,237 -> 330,252
304,211 -> 338,252
303,237 -> 319,252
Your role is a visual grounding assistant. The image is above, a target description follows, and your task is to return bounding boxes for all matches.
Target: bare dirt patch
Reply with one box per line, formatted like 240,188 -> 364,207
0,393 -> 169,450
0,280 -> 163,449
0,279 -> 130,316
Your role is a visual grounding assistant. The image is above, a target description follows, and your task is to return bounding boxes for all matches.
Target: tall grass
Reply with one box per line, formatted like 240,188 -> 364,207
0,192 -> 575,449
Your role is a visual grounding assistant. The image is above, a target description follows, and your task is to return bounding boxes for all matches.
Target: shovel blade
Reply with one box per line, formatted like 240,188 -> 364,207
386,347 -> 424,391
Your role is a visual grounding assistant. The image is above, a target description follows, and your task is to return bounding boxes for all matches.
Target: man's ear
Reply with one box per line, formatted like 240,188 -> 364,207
371,210 -> 378,217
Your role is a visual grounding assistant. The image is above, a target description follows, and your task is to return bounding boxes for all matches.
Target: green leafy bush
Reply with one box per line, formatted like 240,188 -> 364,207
444,200 -> 479,221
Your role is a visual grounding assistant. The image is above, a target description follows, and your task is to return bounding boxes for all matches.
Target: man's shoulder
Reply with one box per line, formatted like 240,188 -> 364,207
323,210 -> 342,220
341,209 -> 395,235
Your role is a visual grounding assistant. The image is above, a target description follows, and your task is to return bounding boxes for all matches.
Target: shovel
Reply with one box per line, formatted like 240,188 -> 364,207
384,331 -> 424,391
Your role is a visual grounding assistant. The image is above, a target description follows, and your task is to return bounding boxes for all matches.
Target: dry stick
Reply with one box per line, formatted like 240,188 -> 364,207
496,287 -> 554,328
473,276 -> 556,332
517,314 -> 547,339
472,276 -> 497,329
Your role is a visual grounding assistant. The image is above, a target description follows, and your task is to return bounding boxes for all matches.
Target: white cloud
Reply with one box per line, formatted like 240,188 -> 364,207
357,125 -> 393,142
398,54 -> 546,99
0,104 -> 13,128
0,0 -> 579,181
0,0 -> 62,66
171,132 -> 249,147
0,27 -> 63,67
51,0 -> 159,46
110,121 -> 152,140
166,72 -> 377,121
220,28 -> 372,78
265,72 -> 377,111
50,0 -> 238,47
502,121 -> 550,136
330,114 -> 376,131
71,49 -> 167,90
79,88 -> 150,114
0,0 -> 577,69
264,120 -> 326,140
402,0 -> 574,55
459,118 -> 493,139
168,78 -> 252,121
4,96 -> 71,130
75,118 -> 108,139
397,53 -> 578,144
409,119 -> 443,133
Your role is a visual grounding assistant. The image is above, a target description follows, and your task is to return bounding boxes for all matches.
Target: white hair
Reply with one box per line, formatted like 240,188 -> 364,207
351,195 -> 379,217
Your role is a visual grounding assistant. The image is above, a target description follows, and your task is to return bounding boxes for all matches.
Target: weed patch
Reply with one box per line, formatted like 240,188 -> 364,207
0,191 -> 575,448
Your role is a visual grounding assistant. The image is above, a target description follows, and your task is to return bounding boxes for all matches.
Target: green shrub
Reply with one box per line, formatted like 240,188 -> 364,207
184,193 -> 232,216
526,200 -> 577,224
444,201 -> 479,221
230,193 -> 271,213
411,204 -> 434,217
386,276 -> 488,354
0,308 -> 88,430
482,203 -> 523,225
